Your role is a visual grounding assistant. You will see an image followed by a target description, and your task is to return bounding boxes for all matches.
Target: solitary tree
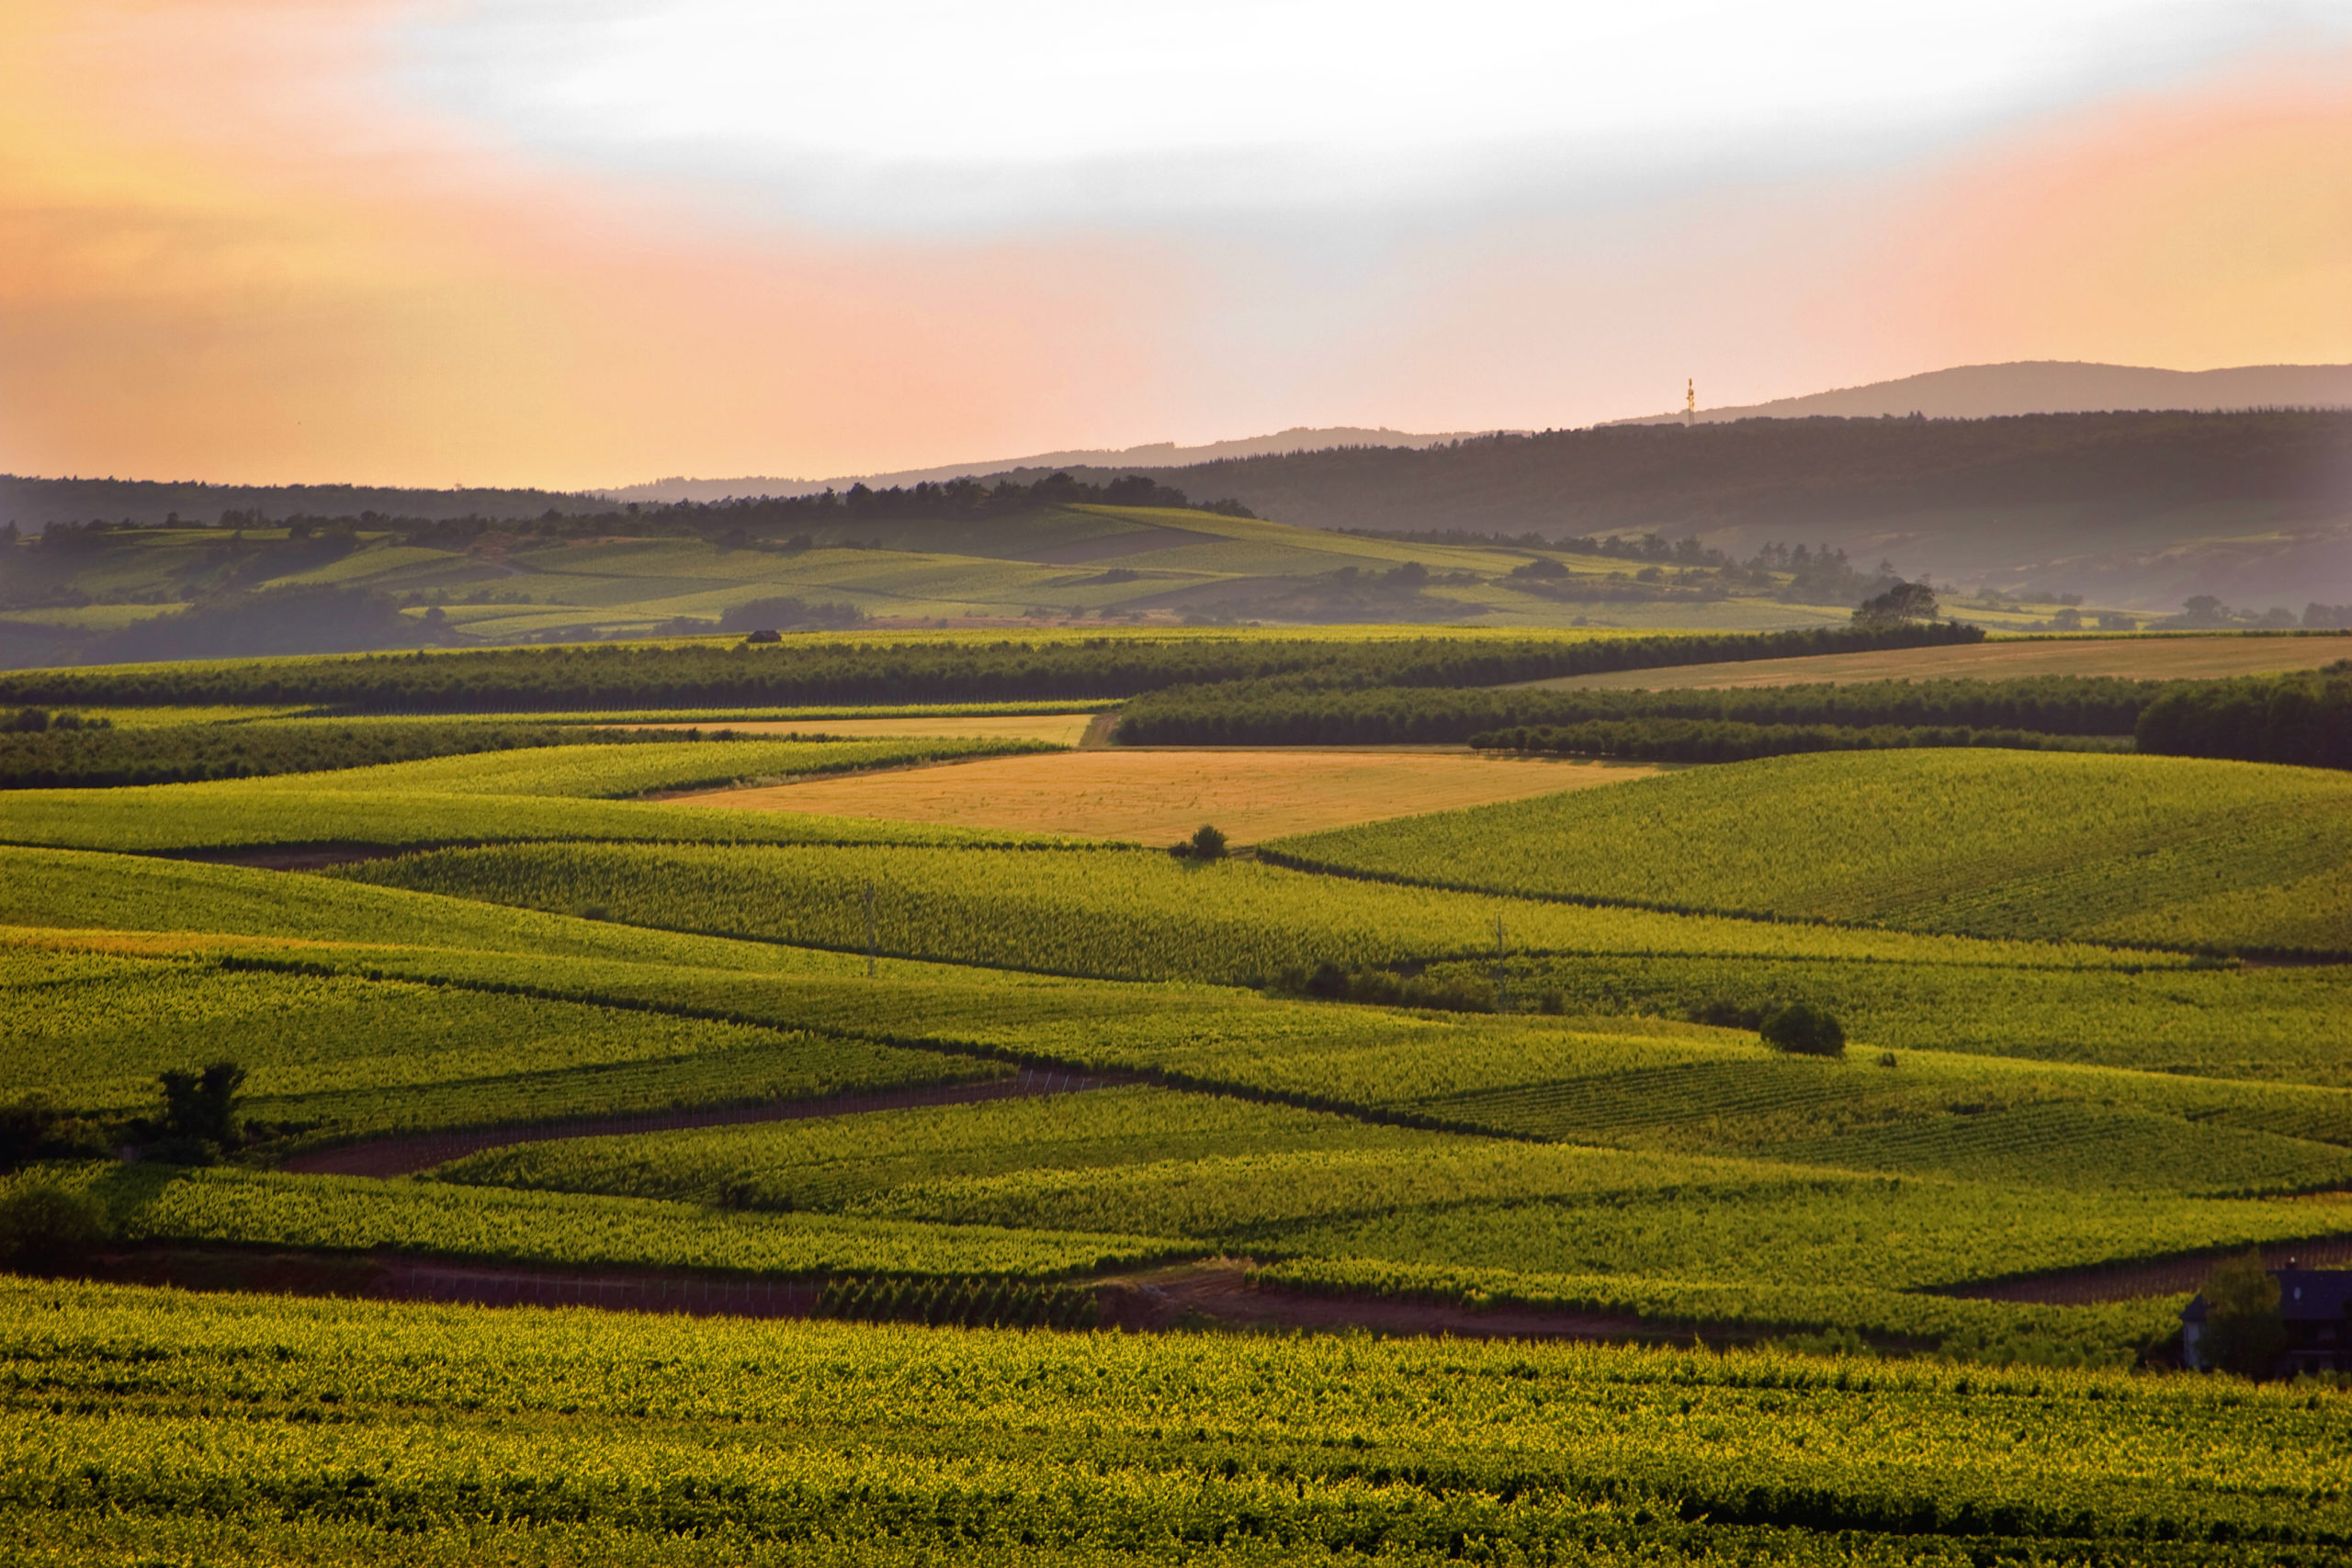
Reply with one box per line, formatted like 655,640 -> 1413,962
1170,824 -> 1229,862
1851,581 -> 1940,626
2198,1250 -> 2285,1378
156,1061 -> 245,1156
1760,1003 -> 1845,1057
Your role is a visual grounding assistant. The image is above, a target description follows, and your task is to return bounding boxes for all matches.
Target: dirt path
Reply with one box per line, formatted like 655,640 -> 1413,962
283,1068 -> 1130,1178
1944,1235 -> 2352,1305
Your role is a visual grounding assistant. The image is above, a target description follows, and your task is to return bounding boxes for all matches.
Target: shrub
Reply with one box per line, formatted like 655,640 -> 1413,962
156,1061 -> 246,1152
0,1178 -> 112,1274
1760,1002 -> 1846,1056
1170,824 -> 1229,862
0,1096 -> 110,1172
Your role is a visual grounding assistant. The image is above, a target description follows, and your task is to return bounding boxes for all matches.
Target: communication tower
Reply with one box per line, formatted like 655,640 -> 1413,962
1685,378 -> 1695,427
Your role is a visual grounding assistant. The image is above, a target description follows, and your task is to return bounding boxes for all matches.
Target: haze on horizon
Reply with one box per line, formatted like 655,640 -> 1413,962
3,0 -> 2347,491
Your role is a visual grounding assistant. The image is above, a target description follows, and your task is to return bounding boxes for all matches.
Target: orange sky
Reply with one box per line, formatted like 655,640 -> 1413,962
2,1 -> 2346,490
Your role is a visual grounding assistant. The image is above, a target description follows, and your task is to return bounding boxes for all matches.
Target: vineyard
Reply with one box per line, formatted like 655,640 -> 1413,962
1266,748 -> 2352,955
4,621 -> 2348,1561
327,840 -> 2193,984
7,1278 -> 2352,1564
66,1164 -> 1190,1278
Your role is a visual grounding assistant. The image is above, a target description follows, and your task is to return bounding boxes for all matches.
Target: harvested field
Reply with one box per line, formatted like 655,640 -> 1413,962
1515,633 -> 2352,691
635,713 -> 1100,745
671,749 -> 1656,844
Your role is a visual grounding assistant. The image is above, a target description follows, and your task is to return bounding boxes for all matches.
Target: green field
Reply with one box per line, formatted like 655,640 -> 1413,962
1267,748 -> 2352,956
6,620 -> 2350,1563
7,1278 -> 2351,1565
0,502 -> 1903,653
329,840 -> 2193,983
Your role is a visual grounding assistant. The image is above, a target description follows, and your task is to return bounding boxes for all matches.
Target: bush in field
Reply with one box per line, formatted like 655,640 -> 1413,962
0,1178 -> 112,1273
1760,1002 -> 1845,1056
2199,1249 -> 2286,1379
1170,824 -> 1228,862
0,1096 -> 111,1172
149,1061 -> 246,1162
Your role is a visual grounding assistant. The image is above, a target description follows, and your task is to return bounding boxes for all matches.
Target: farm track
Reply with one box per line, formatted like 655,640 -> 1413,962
1943,1234 -> 2352,1305
280,1068 -> 1132,1178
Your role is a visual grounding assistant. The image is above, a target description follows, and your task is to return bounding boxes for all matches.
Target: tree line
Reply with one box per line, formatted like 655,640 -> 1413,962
0,719 -> 684,790
0,622 -> 1980,713
1063,410 -> 2352,536
2135,666 -> 2352,769
1114,669 -> 2164,748
1467,718 -> 2101,764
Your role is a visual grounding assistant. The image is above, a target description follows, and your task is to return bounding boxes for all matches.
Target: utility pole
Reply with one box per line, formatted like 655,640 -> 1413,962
864,880 -> 876,979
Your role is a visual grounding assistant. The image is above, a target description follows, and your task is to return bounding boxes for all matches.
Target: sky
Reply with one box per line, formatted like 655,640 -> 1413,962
2,0 -> 2347,490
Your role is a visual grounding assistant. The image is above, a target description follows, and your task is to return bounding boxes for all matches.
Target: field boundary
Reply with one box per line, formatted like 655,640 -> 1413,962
278,1067 -> 1134,1178
1253,844 -> 2352,964
213,952 -> 1565,1149
1935,1233 -> 2352,1305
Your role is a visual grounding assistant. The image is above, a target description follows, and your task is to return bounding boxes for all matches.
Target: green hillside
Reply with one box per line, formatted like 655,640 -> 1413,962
1082,410 -> 2352,614
1265,749 -> 2352,956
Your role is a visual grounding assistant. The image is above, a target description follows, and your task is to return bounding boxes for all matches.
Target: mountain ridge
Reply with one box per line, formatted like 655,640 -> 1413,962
1609,361 -> 2352,425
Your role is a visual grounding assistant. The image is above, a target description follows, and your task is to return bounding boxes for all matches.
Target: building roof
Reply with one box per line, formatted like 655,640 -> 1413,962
2276,1268 -> 2352,1321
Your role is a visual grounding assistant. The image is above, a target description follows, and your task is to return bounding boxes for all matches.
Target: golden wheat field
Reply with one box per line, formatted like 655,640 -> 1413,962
1520,633 -> 2351,691
671,748 -> 1657,842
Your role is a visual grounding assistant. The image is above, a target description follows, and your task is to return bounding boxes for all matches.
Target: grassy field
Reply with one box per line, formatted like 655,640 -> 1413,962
678,749 -> 1656,842
1528,630 -> 2352,689
0,502 -> 1906,648
1267,749 -> 2352,956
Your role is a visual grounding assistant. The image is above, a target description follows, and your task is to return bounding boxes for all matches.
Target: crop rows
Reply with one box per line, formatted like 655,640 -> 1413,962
2,947 -> 955,1122
1267,748 -> 2352,955
65,1164 -> 1191,1279
331,840 -> 2187,987
433,1086 -> 1399,1212
0,717 -> 689,790
1116,671 -> 2168,747
6,1276 -> 2350,1562
0,621 -> 1977,710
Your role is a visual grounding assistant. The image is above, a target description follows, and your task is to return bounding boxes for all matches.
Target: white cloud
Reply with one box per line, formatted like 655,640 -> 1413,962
388,1 -> 2347,230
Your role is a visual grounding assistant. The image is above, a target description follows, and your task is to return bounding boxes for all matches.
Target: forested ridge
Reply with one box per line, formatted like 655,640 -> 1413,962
0,622 -> 1976,711
1092,410 -> 2352,536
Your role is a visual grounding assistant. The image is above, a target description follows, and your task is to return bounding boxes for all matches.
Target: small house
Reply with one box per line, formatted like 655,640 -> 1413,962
2181,1261 -> 2352,1376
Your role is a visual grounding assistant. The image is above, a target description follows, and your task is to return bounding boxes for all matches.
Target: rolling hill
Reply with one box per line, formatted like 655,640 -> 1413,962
1060,410 -> 2352,612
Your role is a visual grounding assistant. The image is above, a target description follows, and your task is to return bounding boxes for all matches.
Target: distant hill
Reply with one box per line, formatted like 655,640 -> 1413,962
1610,361 -> 2352,424
1053,410 -> 2352,611
594,427 -> 1487,505
0,475 -> 598,533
